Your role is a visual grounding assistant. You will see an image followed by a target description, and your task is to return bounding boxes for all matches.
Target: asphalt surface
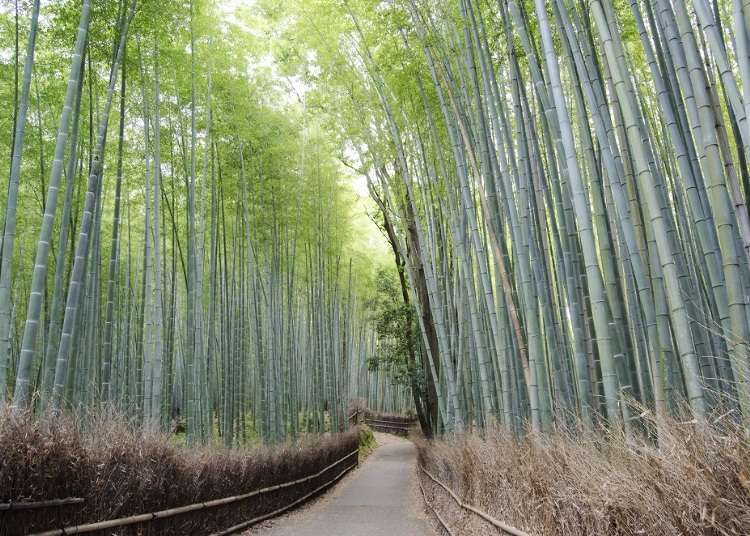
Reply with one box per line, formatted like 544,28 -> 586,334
253,435 -> 434,536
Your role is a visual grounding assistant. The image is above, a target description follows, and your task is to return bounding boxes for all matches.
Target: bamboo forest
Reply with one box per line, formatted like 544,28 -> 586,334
2,0 -> 750,535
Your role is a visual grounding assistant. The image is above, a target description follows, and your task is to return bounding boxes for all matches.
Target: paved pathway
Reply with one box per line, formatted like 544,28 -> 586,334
252,434 -> 434,536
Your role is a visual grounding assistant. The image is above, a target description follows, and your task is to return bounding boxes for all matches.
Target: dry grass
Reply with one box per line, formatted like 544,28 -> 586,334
0,410 -> 359,535
348,397 -> 368,417
417,419 -> 750,535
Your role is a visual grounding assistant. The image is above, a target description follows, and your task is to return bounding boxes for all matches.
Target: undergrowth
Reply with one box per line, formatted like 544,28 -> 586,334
0,411 -> 360,535
417,418 -> 750,535
358,424 -> 377,457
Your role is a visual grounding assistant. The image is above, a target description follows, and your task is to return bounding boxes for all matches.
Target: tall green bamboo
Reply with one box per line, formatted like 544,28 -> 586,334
0,0 -> 41,404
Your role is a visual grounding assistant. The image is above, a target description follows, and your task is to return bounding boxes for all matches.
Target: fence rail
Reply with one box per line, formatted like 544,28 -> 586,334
0,498 -> 84,512
418,478 -> 455,536
419,465 -> 530,536
27,449 -> 359,536
365,418 -> 413,425
209,460 -> 355,536
363,414 -> 416,436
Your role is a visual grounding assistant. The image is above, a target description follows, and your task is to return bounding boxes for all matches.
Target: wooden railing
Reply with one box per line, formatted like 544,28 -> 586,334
364,414 -> 416,436
0,498 -> 84,512
348,408 -> 416,435
419,464 -> 531,536
20,449 -> 358,536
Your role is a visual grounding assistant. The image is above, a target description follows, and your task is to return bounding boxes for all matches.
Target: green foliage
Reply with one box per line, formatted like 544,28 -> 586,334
367,268 -> 420,390
0,0 -> 407,440
357,423 -> 376,456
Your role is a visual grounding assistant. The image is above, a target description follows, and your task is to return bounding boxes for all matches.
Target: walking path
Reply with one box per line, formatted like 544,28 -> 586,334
250,433 -> 435,536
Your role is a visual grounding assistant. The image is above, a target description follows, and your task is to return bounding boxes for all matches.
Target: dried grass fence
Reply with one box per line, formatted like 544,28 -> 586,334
0,414 -> 360,536
25,450 -> 358,536
419,464 -> 530,536
415,419 -> 750,535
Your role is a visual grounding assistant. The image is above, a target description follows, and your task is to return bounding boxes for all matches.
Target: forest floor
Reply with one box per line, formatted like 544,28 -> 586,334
249,432 -> 436,536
